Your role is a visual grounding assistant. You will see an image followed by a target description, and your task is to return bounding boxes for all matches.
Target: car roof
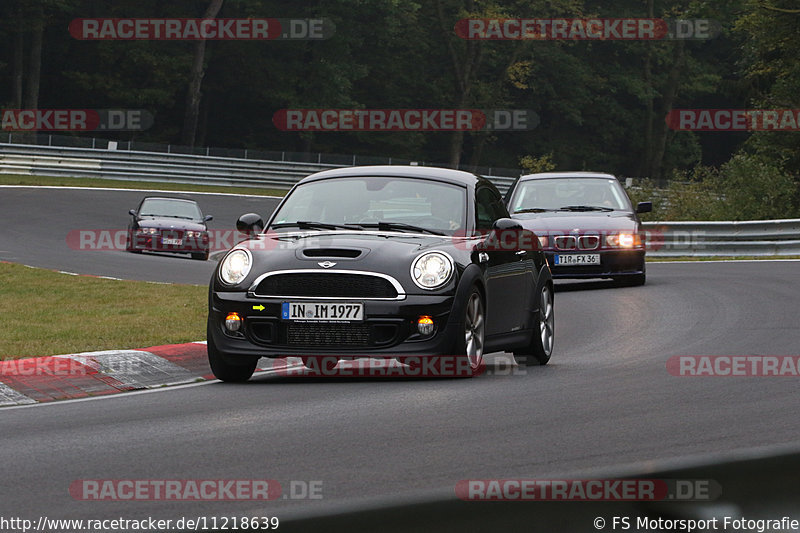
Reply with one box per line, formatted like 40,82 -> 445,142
518,171 -> 618,181
298,165 -> 487,187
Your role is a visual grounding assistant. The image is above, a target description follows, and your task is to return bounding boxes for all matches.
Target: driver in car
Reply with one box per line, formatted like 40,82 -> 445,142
428,194 -> 464,231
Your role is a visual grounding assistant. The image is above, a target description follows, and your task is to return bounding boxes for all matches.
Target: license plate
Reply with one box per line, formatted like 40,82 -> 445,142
162,238 -> 182,245
554,254 -> 600,265
282,302 -> 364,322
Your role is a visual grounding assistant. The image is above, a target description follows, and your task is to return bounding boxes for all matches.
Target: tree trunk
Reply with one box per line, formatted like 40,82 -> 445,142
640,0 -> 655,177
649,40 -> 685,181
23,8 -> 43,110
181,0 -> 224,147
436,0 -> 482,168
12,4 -> 24,109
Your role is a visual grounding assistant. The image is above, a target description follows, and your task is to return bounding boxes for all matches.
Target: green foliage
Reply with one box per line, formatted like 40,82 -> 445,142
629,154 -> 798,221
519,154 -> 556,174
0,0 -> 797,217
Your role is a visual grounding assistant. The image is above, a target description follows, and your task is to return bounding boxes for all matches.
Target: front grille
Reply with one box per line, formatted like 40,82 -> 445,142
578,235 -> 600,250
554,236 -> 577,250
159,229 -> 185,239
287,323 -> 371,346
254,273 -> 399,299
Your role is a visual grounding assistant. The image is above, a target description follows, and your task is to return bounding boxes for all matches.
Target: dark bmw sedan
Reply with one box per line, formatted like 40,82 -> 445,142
126,196 -> 213,260
505,172 -> 652,285
207,165 -> 554,382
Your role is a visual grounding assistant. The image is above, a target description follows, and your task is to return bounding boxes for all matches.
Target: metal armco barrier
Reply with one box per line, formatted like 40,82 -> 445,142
0,142 -> 518,193
643,219 -> 800,257
3,143 -> 797,257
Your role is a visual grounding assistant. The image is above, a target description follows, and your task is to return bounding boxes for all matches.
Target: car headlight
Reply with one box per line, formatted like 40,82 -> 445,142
219,248 -> 252,285
411,251 -> 453,290
606,232 -> 638,248
138,227 -> 157,234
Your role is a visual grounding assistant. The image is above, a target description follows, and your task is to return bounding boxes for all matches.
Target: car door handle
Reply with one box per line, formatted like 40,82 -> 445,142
515,250 -> 527,256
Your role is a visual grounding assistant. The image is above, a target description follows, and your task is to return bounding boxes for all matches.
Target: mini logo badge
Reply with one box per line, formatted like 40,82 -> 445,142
318,261 -> 336,268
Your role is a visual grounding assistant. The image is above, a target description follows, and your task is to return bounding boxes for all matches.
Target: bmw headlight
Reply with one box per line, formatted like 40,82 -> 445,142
219,248 -> 252,285
411,251 -> 454,290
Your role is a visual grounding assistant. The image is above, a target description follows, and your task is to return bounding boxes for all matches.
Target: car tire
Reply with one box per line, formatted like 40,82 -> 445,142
125,232 -> 141,254
513,283 -> 554,366
191,251 -> 209,261
451,287 -> 485,377
207,326 -> 258,382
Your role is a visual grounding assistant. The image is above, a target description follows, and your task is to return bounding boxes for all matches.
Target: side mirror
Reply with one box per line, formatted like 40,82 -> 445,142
203,214 -> 213,222
492,218 -> 523,231
636,201 -> 652,214
129,209 -> 137,217
236,213 -> 264,234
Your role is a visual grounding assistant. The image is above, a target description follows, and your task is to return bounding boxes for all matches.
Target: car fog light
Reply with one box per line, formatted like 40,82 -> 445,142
225,312 -> 242,332
417,316 -> 434,335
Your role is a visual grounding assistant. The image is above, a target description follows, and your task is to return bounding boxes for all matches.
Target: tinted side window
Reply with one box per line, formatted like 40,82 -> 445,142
476,187 -> 507,230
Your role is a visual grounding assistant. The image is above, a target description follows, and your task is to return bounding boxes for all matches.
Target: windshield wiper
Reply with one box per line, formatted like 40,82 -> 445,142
356,221 -> 445,236
141,214 -> 196,219
558,205 -> 614,212
514,208 -> 558,214
271,221 -> 363,231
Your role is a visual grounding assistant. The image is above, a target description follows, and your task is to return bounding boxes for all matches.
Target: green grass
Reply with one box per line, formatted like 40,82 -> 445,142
0,262 -> 207,359
0,173 -> 289,197
647,255 -> 800,262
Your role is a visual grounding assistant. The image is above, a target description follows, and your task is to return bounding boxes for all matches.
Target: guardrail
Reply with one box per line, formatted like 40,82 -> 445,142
643,219 -> 800,257
0,142 -> 519,193
2,142 -> 798,257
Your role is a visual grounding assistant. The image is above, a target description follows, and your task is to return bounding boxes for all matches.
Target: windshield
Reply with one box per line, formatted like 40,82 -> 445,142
510,178 -> 631,213
139,198 -> 203,220
270,177 -> 467,234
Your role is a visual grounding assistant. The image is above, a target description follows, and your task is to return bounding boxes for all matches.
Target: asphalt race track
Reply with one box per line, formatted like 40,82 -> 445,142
1,187 -> 799,525
0,186 -> 281,284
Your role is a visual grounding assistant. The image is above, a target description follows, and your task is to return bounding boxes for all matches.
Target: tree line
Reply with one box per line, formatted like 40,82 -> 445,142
1,0 -> 798,214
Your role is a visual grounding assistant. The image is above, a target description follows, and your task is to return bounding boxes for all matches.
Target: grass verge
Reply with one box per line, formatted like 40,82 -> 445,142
0,262 -> 206,360
0,173 -> 288,197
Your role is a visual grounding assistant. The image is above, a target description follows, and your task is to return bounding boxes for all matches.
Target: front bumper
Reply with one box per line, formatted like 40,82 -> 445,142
209,291 -> 461,359
130,233 -> 209,254
546,249 -> 645,279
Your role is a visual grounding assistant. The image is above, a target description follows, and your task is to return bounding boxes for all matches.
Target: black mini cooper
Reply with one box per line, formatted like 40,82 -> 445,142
207,166 -> 554,382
